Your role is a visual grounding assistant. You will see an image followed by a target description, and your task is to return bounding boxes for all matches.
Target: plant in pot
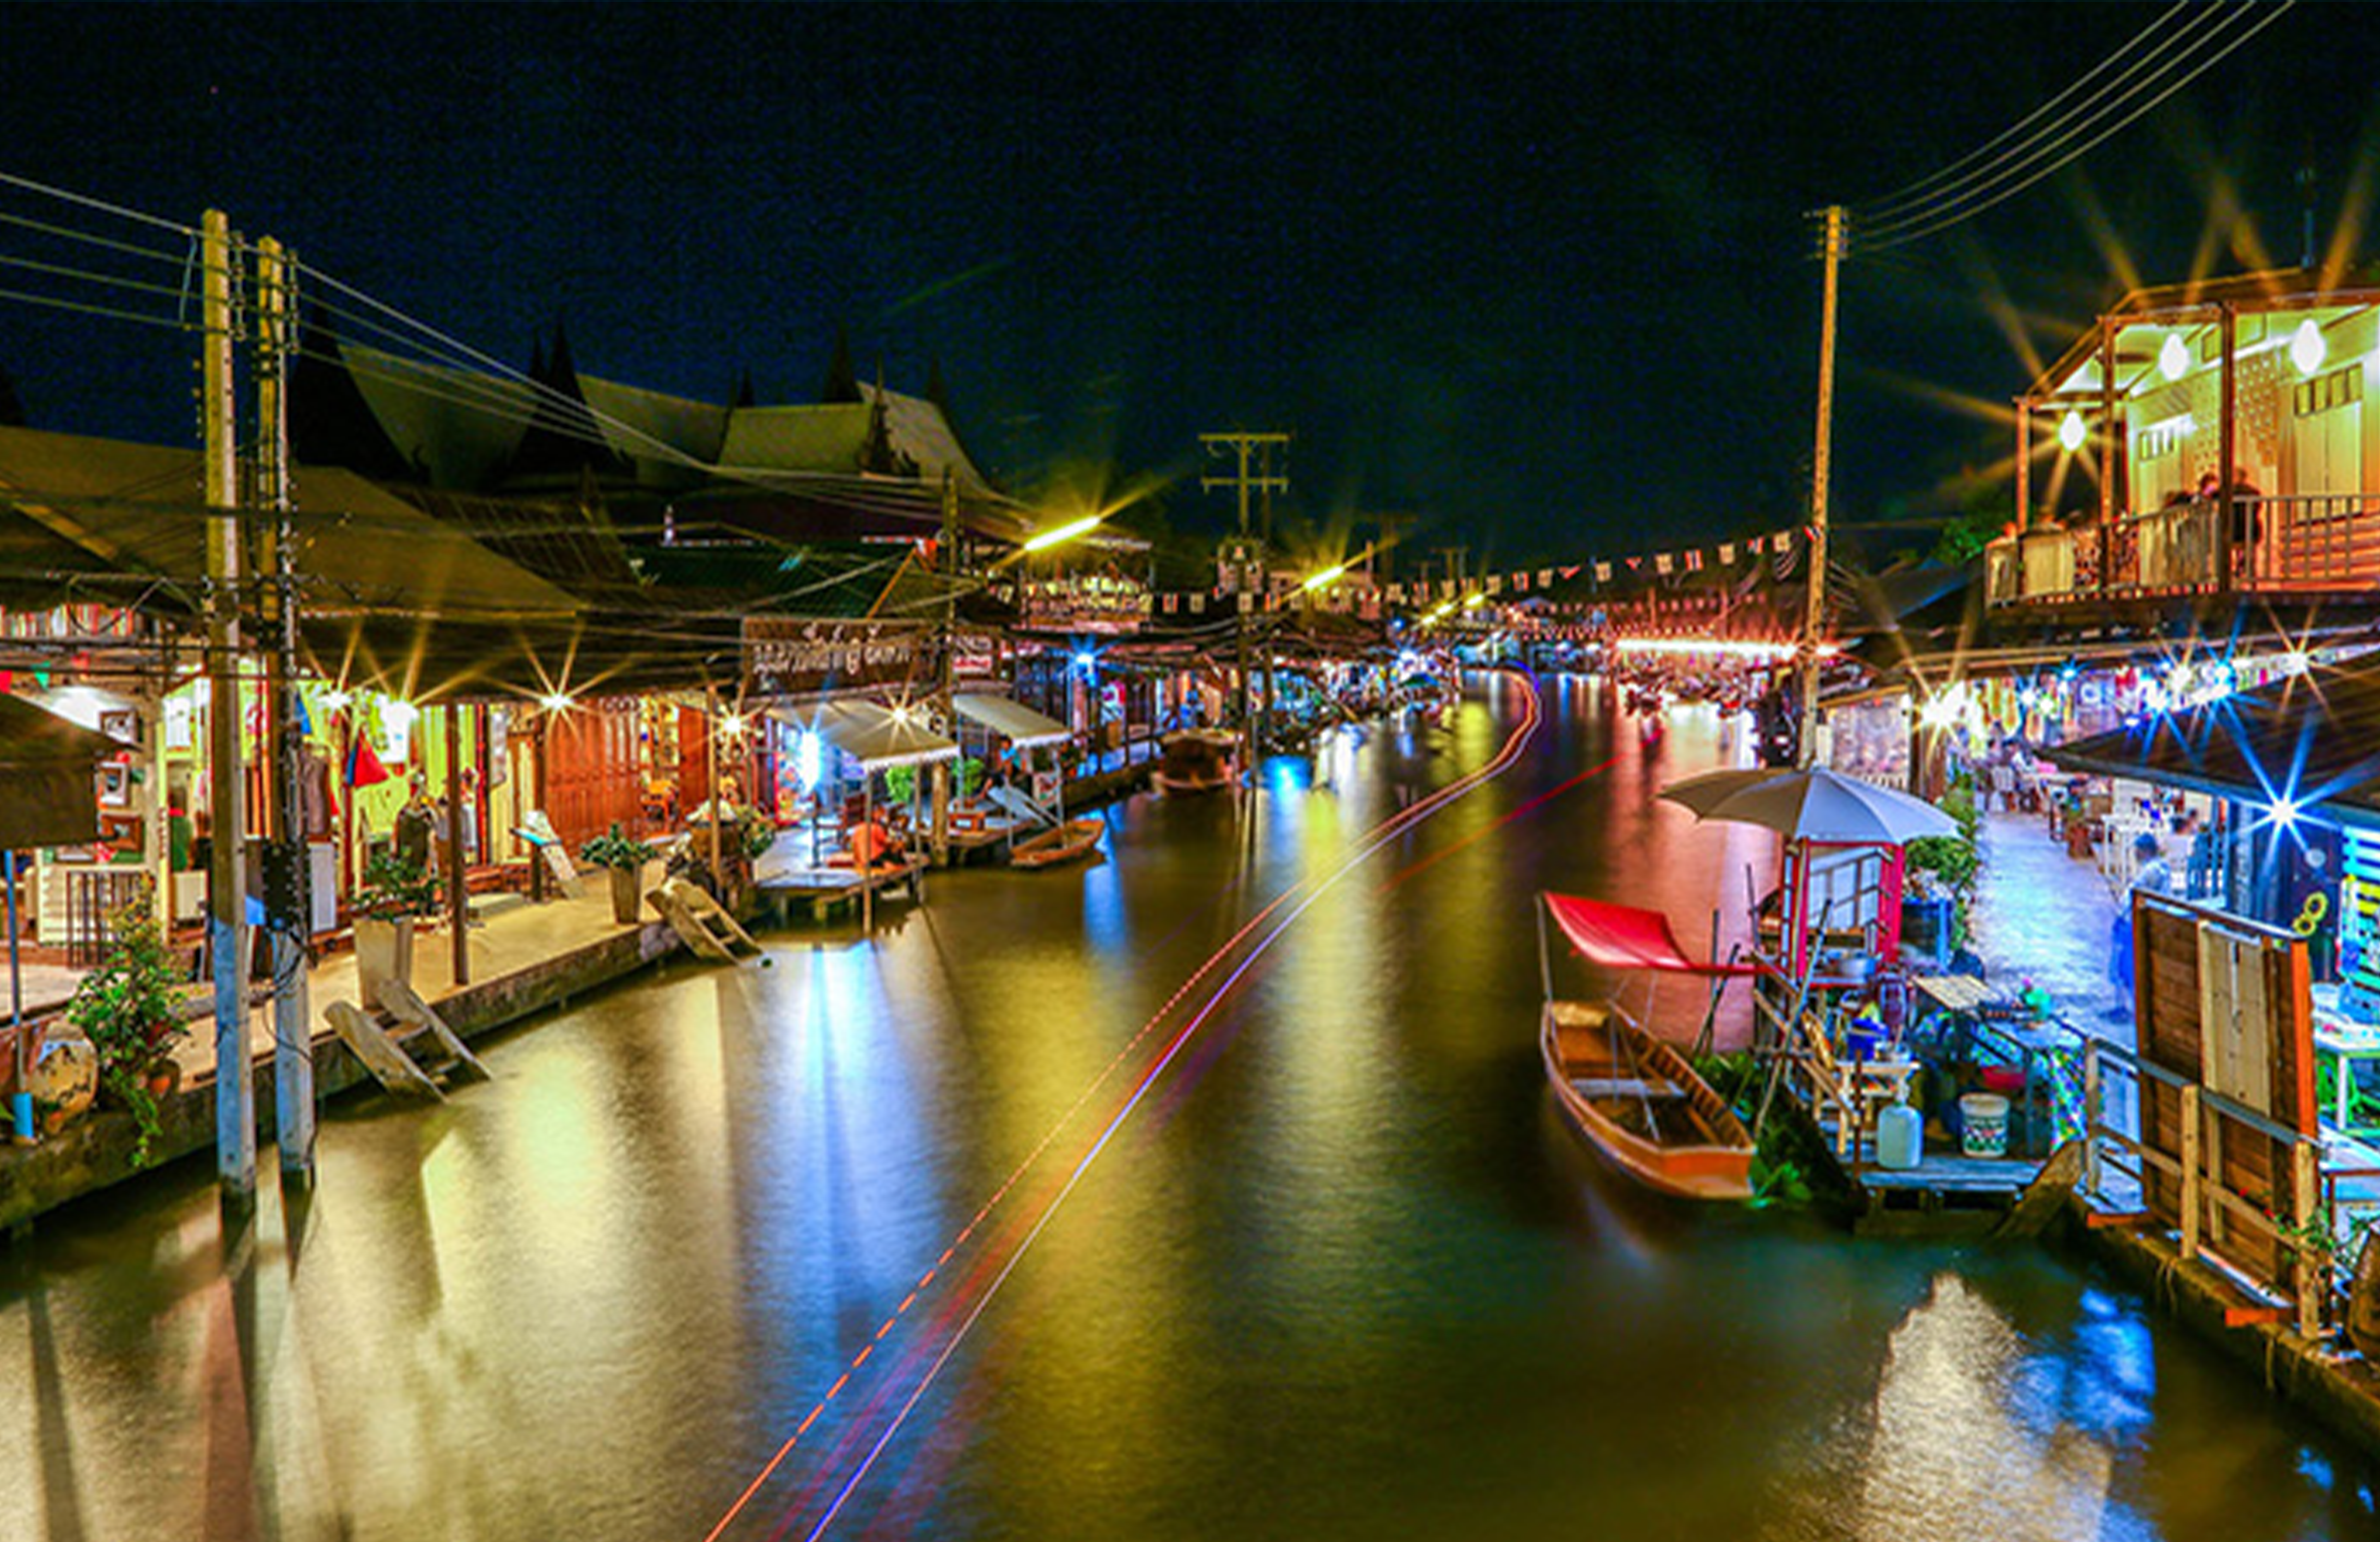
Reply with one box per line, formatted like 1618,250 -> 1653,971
352,851 -> 441,1009
63,882 -> 186,1166
581,823 -> 658,925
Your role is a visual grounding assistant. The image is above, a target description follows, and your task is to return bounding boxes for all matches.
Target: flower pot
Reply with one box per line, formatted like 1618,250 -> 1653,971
145,1060 -> 181,1101
353,916 -> 415,1012
608,865 -> 645,925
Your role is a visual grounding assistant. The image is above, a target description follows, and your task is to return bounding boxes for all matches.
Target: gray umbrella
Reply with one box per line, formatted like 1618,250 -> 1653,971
1660,765 -> 1959,845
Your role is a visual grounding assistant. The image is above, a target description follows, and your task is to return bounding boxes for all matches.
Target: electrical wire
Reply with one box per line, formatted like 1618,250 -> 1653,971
1853,1 -> 2294,252
1854,0 -> 2205,222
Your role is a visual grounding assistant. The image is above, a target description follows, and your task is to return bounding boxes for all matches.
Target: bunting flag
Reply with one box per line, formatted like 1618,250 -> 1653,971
1388,583 -> 1404,602
1559,565 -> 1579,580
1625,555 -> 1642,571
342,723 -> 391,790
1684,549 -> 1704,572
1191,595 -> 1206,614
1537,568 -> 1553,588
1654,553 -> 1673,575
1772,530 -> 1800,579
1718,542 -> 1735,565
1486,575 -> 1503,595
1594,561 -> 1611,583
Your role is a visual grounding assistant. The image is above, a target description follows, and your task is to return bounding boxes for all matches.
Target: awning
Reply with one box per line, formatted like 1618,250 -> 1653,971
2039,656 -> 2380,828
770,699 -> 957,772
953,693 -> 1071,749
1545,893 -> 1756,977
0,694 -> 126,848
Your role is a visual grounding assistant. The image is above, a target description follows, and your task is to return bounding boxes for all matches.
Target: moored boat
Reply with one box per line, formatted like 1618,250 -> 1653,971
1152,729 -> 1241,796
1536,892 -> 1758,1202
1539,999 -> 1754,1201
1009,817 -> 1105,869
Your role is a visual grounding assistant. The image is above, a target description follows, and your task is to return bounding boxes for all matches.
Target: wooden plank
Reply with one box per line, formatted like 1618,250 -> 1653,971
326,1000 -> 446,1101
379,979 -> 491,1082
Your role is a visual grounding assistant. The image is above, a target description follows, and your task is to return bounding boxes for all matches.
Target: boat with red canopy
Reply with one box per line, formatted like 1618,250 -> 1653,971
1537,892 -> 1759,1202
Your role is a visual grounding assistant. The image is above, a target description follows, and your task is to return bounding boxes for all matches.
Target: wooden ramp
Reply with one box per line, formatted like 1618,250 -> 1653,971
649,877 -> 761,962
326,981 -> 491,1101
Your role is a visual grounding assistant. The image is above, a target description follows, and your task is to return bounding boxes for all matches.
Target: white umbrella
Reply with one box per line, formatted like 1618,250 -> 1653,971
1659,766 -> 1959,845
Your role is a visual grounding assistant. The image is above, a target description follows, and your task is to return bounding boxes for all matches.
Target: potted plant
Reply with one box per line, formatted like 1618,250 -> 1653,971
581,823 -> 658,924
62,882 -> 186,1166
352,850 -> 441,1008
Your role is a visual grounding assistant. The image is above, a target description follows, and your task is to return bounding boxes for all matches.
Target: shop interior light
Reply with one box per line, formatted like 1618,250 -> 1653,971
720,712 -> 746,737
321,688 -> 352,711
540,692 -> 574,712
2159,332 -> 2190,382
2271,795 -> 2301,830
2058,410 -> 2087,452
1301,563 -> 1348,593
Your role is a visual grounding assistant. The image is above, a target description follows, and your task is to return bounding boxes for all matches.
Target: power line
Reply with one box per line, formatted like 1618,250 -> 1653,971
1853,1 -> 2294,252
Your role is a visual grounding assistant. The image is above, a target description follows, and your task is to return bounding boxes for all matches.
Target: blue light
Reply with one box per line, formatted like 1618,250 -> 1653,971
1073,650 -> 1097,673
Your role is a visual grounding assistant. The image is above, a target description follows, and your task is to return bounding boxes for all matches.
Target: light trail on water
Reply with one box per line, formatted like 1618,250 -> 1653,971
707,671 -> 1548,1542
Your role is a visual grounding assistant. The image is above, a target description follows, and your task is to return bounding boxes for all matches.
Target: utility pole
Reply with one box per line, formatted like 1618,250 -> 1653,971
1201,432 -> 1289,762
253,234 -> 314,1182
1799,204 -> 1845,771
200,209 -> 255,1206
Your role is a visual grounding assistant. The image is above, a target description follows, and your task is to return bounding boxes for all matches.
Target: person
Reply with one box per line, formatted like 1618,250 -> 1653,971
394,775 -> 437,872
2108,832 -> 2175,1002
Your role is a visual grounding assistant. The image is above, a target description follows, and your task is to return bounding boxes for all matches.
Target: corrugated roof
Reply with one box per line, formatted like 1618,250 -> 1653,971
2040,658 -> 2380,824
0,426 -> 577,619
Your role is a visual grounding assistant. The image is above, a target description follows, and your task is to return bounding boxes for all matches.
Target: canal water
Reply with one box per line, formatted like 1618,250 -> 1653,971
2,674 -> 2372,1541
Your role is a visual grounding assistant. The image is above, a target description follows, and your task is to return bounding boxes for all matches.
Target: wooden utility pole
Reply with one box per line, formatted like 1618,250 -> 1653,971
1201,432 -> 1289,762
201,209 -> 255,1204
254,234 -> 315,1180
1799,204 -> 1845,770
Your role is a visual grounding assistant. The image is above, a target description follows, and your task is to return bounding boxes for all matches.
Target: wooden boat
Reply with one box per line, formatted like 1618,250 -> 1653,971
1009,817 -> 1104,869
1152,730 -> 1240,796
1536,892 -> 1758,1202
1540,999 -> 1755,1201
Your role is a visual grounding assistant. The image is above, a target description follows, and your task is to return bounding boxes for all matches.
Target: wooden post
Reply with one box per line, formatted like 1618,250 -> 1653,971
445,704 -> 468,986
2082,1039 -> 2103,1197
2295,1137 -> 2324,1341
706,687 -> 724,896
2180,1084 -> 2203,1262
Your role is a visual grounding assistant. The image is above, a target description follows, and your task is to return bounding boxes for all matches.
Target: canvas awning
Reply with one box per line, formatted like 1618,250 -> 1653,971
770,699 -> 957,772
0,694 -> 126,848
1545,893 -> 1756,977
952,694 -> 1071,749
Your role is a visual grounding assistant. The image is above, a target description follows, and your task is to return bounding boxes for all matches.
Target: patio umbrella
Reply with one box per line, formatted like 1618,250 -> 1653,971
1659,766 -> 1959,845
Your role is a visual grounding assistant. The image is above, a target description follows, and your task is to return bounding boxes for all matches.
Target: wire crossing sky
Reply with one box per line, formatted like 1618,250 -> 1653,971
0,3 -> 2359,563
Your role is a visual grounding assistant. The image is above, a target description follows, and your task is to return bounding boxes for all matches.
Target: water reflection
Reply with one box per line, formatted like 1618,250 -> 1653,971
0,674 -> 2371,1540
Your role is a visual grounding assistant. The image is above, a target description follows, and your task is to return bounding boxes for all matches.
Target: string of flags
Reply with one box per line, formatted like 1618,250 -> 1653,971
1139,522 -> 1818,615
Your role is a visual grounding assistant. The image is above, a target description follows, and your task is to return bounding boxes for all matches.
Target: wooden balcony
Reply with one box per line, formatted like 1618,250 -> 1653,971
1986,493 -> 2380,614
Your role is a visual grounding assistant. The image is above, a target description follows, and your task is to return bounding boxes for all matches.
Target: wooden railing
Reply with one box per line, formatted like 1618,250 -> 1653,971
2073,1031 -> 2328,1339
1986,492 -> 2380,607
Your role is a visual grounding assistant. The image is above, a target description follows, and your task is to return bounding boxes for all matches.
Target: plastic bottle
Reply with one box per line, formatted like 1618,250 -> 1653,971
1876,1092 -> 1924,1170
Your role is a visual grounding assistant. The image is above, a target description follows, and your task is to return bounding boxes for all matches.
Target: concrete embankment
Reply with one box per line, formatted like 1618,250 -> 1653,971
2055,1203 -> 2380,1456
1,917 -> 684,1234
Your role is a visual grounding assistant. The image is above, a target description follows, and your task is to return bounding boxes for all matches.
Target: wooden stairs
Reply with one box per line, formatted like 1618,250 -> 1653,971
647,877 -> 761,963
326,978 -> 492,1101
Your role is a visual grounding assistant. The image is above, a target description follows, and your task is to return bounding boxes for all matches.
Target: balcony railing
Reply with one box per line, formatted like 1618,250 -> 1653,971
1986,493 -> 2380,606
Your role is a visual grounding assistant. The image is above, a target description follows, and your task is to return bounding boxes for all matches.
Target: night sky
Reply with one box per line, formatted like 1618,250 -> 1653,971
2,3 -> 2370,567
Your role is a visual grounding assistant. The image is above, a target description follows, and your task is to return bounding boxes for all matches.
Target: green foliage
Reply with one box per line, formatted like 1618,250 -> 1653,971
884,764 -> 917,805
959,756 -> 984,798
1931,472 -> 2014,565
580,822 -> 658,872
738,807 -> 777,860
354,850 -> 442,921
64,882 -> 184,1167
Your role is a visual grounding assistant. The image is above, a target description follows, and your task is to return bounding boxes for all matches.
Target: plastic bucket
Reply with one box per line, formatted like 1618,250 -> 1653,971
1960,1093 -> 2010,1158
